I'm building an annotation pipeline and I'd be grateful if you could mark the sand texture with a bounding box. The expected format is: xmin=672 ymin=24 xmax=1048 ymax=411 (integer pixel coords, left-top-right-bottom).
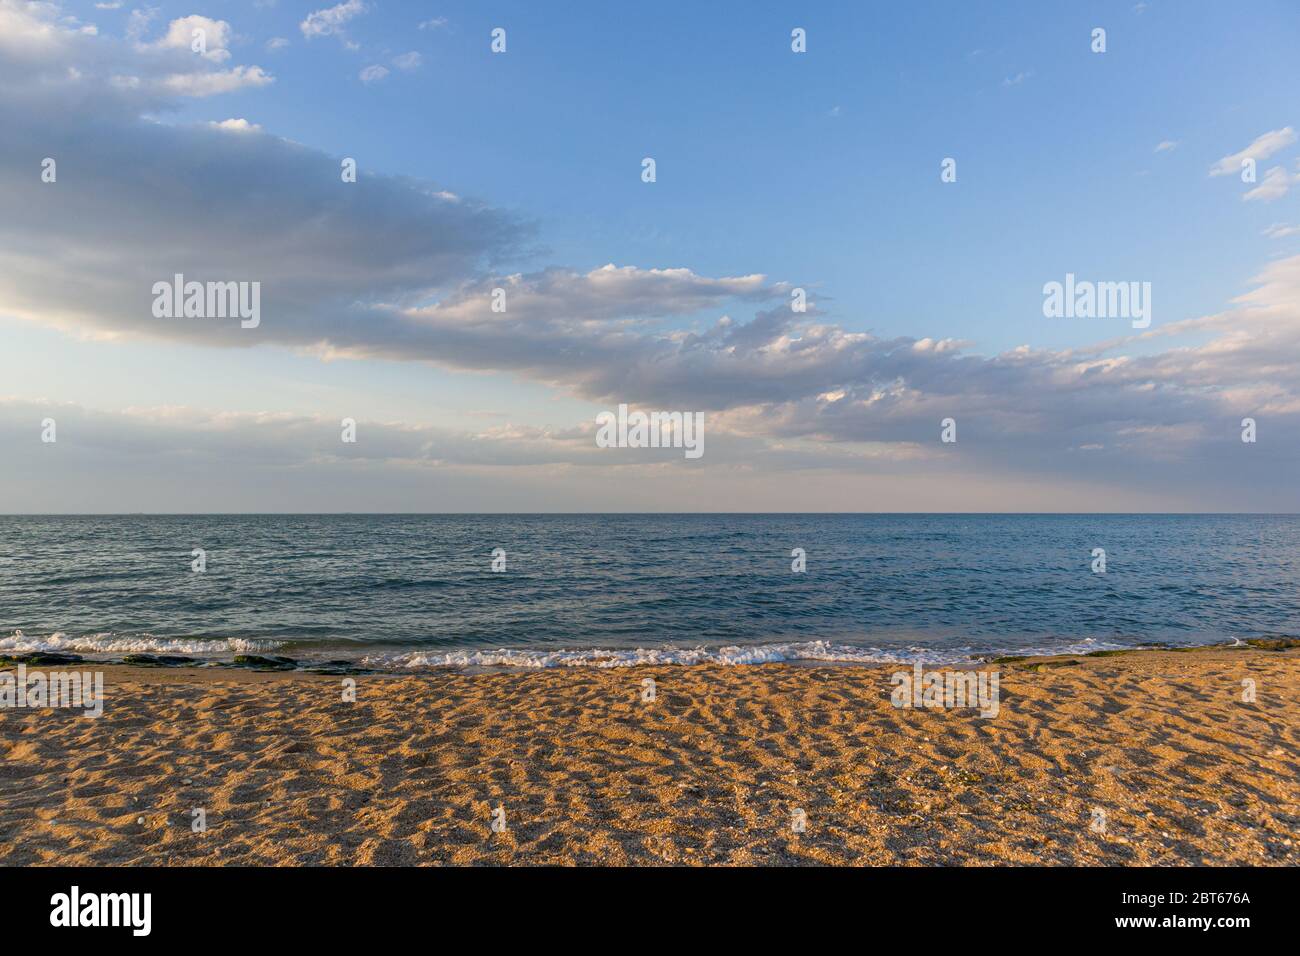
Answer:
xmin=2 ymin=648 xmax=1297 ymax=865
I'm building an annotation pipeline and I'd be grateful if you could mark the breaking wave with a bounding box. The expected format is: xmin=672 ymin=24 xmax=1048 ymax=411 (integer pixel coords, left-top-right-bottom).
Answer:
xmin=1 ymin=630 xmax=282 ymax=656
xmin=362 ymin=636 xmax=1135 ymax=670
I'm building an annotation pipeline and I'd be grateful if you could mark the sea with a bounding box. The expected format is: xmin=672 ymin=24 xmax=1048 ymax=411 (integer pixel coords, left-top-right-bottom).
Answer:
xmin=1 ymin=514 xmax=1297 ymax=669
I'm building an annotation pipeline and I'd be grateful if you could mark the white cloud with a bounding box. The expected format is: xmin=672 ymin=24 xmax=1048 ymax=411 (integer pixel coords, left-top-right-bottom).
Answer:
xmin=1208 ymin=127 xmax=1297 ymax=176
xmin=124 ymin=6 xmax=158 ymax=42
xmin=1154 ymin=140 xmax=1179 ymax=153
xmin=300 ymin=0 xmax=365 ymax=39
xmin=0 ymin=2 xmax=272 ymax=101
xmin=162 ymin=65 xmax=273 ymax=96
xmin=418 ymin=17 xmax=447 ymax=31
xmin=392 ymin=50 xmax=421 ymax=71
xmin=359 ymin=63 xmax=388 ymax=83
xmin=1263 ymin=223 xmax=1300 ymax=239
xmin=209 ymin=117 xmax=262 ymax=133
xmin=266 ymin=37 xmax=289 ymax=51
xmin=142 ymin=15 xmax=233 ymax=62
xmin=1243 ymin=165 xmax=1294 ymax=202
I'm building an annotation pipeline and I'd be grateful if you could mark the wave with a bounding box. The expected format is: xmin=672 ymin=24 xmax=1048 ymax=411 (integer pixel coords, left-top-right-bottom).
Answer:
xmin=362 ymin=636 xmax=1135 ymax=670
xmin=1 ymin=630 xmax=1168 ymax=670
xmin=0 ymin=630 xmax=282 ymax=656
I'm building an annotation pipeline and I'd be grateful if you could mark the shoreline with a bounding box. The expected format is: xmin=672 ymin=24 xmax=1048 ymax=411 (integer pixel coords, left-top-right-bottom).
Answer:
xmin=3 ymin=636 xmax=1297 ymax=676
xmin=2 ymin=647 xmax=1297 ymax=865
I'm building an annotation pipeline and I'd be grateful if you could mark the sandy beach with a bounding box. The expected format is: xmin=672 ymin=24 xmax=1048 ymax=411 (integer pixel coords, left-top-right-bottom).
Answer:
xmin=2 ymin=647 xmax=1297 ymax=866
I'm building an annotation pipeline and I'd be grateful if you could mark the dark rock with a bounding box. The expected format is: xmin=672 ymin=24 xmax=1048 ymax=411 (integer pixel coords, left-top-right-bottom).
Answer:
xmin=0 ymin=652 xmax=85 ymax=666
xmin=229 ymin=654 xmax=298 ymax=671
xmin=1244 ymin=636 xmax=1300 ymax=651
xmin=121 ymin=654 xmax=199 ymax=667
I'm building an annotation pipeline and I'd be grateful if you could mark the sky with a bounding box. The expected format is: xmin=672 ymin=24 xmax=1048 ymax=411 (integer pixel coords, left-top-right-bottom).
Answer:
xmin=1 ymin=0 xmax=1299 ymax=512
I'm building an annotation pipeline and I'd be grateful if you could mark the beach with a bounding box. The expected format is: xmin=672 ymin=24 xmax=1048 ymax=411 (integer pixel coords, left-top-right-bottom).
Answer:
xmin=2 ymin=647 xmax=1296 ymax=866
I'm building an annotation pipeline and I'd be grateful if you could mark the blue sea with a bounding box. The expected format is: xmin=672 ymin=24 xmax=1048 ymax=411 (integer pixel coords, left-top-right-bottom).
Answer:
xmin=1 ymin=514 xmax=1297 ymax=668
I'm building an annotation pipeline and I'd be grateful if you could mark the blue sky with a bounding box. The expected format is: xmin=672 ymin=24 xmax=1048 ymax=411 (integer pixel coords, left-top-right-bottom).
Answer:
xmin=1 ymin=0 xmax=1299 ymax=511
xmin=152 ymin=0 xmax=1298 ymax=348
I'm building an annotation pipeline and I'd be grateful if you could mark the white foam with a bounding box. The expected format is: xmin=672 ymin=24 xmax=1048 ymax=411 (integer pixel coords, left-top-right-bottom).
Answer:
xmin=2 ymin=630 xmax=1144 ymax=669
xmin=362 ymin=636 xmax=1134 ymax=670
xmin=1 ymin=630 xmax=281 ymax=656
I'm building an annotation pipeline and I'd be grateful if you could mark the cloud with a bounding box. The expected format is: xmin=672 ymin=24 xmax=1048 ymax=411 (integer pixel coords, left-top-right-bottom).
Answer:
xmin=1 ymin=1 xmax=1298 ymax=511
xmin=125 ymin=7 xmax=158 ymax=42
xmin=1263 ymin=223 xmax=1300 ymax=239
xmin=418 ymin=17 xmax=447 ymax=31
xmin=1002 ymin=70 xmax=1032 ymax=87
xmin=266 ymin=37 xmax=289 ymax=51
xmin=1243 ymin=164 xmax=1295 ymax=202
xmin=142 ymin=14 xmax=232 ymax=62
xmin=0 ymin=1 xmax=272 ymax=101
xmin=1208 ymin=126 xmax=1297 ymax=176
xmin=162 ymin=64 xmax=273 ymax=96
xmin=209 ymin=117 xmax=262 ymax=133
xmin=300 ymin=0 xmax=365 ymax=39
xmin=1154 ymin=140 xmax=1179 ymax=153
xmin=0 ymin=397 xmax=1008 ymax=513
xmin=0 ymin=0 xmax=528 ymax=346
xmin=0 ymin=400 xmax=601 ymax=469
xmin=392 ymin=51 xmax=421 ymax=71
xmin=358 ymin=63 xmax=388 ymax=83
xmin=0 ymin=396 xmax=856 ymax=511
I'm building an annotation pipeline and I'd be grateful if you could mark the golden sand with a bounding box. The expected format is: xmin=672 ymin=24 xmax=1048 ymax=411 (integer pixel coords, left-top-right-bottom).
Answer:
xmin=2 ymin=649 xmax=1297 ymax=865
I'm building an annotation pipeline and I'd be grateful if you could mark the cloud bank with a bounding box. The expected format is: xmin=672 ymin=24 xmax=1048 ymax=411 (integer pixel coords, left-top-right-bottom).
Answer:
xmin=1 ymin=1 xmax=1297 ymax=511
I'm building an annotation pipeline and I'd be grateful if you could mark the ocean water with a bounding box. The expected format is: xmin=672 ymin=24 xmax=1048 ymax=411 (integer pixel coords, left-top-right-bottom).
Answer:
xmin=1 ymin=514 xmax=1297 ymax=669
